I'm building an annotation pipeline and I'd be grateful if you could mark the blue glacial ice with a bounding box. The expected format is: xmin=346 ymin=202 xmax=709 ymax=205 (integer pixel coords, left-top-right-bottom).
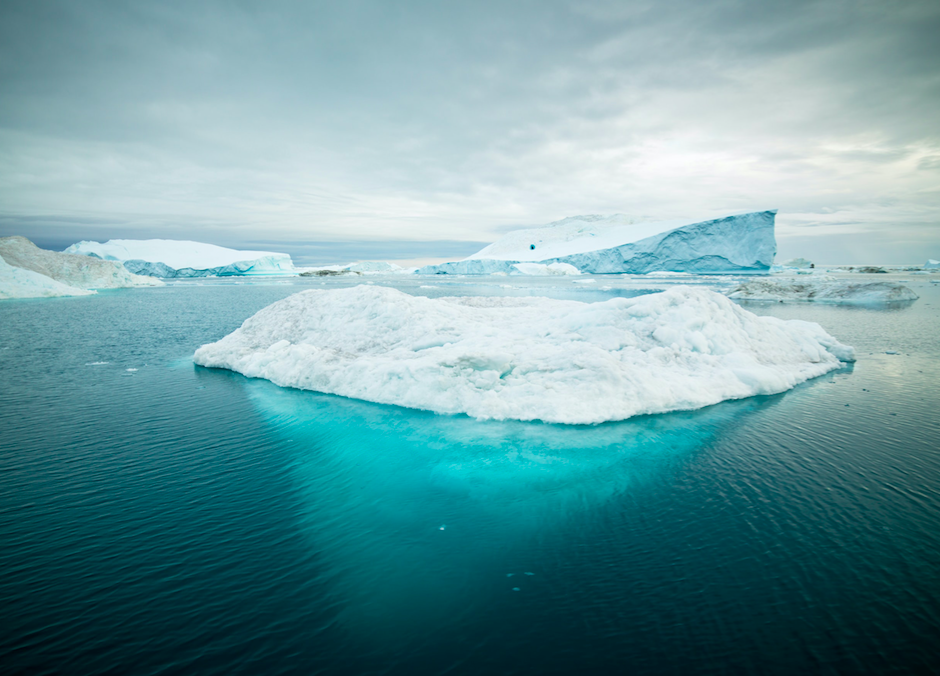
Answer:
xmin=417 ymin=211 xmax=777 ymax=275
xmin=65 ymin=238 xmax=295 ymax=278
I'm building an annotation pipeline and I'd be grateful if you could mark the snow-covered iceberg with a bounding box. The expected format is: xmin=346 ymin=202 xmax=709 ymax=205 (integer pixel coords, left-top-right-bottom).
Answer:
xmin=727 ymin=278 xmax=918 ymax=304
xmin=0 ymin=253 xmax=95 ymax=299
xmin=65 ymin=239 xmax=295 ymax=278
xmin=925 ymin=259 xmax=939 ymax=270
xmin=417 ymin=211 xmax=777 ymax=275
xmin=0 ymin=236 xmax=160 ymax=293
xmin=194 ymin=284 xmax=854 ymax=424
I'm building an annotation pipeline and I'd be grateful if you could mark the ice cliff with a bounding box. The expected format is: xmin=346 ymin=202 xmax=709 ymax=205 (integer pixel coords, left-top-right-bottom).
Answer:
xmin=194 ymin=284 xmax=854 ymax=424
xmin=0 ymin=236 xmax=161 ymax=299
xmin=65 ymin=239 xmax=295 ymax=278
xmin=727 ymin=278 xmax=919 ymax=304
xmin=417 ymin=211 xmax=777 ymax=275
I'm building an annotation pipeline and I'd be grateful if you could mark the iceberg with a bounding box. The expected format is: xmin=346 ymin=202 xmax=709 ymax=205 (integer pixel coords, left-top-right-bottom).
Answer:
xmin=925 ymin=259 xmax=939 ymax=269
xmin=417 ymin=211 xmax=777 ymax=275
xmin=0 ymin=253 xmax=95 ymax=299
xmin=64 ymin=239 xmax=295 ymax=278
xmin=193 ymin=284 xmax=854 ymax=424
xmin=0 ymin=236 xmax=161 ymax=292
xmin=727 ymin=278 xmax=918 ymax=304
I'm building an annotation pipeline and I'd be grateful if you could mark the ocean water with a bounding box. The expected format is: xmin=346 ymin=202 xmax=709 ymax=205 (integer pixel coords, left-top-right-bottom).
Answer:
xmin=1 ymin=277 xmax=939 ymax=675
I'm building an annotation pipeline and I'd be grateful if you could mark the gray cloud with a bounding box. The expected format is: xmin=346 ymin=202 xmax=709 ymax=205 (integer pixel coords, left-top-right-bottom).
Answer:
xmin=1 ymin=0 xmax=938 ymax=262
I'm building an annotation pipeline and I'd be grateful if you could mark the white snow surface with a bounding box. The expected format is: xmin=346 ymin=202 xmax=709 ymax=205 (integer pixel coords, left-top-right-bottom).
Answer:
xmin=65 ymin=239 xmax=293 ymax=272
xmin=0 ymin=253 xmax=95 ymax=299
xmin=727 ymin=278 xmax=918 ymax=304
xmin=469 ymin=214 xmax=685 ymax=262
xmin=193 ymin=285 xmax=855 ymax=424
xmin=0 ymin=236 xmax=161 ymax=290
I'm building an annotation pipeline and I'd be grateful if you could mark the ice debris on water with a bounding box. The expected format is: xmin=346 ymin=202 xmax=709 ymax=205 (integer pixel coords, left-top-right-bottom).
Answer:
xmin=512 ymin=587 xmax=520 ymax=592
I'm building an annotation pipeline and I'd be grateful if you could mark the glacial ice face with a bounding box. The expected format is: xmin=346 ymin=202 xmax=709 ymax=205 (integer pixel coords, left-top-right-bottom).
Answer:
xmin=0 ymin=252 xmax=95 ymax=299
xmin=193 ymin=284 xmax=854 ymax=424
xmin=727 ymin=278 xmax=919 ymax=304
xmin=65 ymin=239 xmax=295 ymax=278
xmin=417 ymin=211 xmax=777 ymax=275
xmin=0 ymin=236 xmax=161 ymax=290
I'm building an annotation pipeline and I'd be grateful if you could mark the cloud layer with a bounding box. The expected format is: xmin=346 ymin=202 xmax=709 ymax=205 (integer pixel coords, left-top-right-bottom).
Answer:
xmin=1 ymin=0 xmax=938 ymax=262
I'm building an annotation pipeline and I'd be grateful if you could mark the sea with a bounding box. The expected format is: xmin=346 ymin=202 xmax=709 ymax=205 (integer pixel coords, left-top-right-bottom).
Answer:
xmin=1 ymin=273 xmax=939 ymax=675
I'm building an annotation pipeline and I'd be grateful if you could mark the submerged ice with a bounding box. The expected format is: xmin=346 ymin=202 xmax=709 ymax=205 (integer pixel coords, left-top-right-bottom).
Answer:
xmin=194 ymin=285 xmax=854 ymax=424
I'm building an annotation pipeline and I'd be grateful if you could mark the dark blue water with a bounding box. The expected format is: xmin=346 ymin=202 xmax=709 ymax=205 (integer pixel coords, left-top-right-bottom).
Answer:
xmin=2 ymin=280 xmax=939 ymax=675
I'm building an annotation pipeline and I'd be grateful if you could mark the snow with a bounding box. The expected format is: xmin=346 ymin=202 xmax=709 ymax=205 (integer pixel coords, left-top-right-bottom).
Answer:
xmin=0 ymin=252 xmax=95 ymax=299
xmin=193 ymin=284 xmax=854 ymax=424
xmin=727 ymin=278 xmax=918 ymax=304
xmin=417 ymin=211 xmax=777 ymax=275
xmin=65 ymin=239 xmax=294 ymax=277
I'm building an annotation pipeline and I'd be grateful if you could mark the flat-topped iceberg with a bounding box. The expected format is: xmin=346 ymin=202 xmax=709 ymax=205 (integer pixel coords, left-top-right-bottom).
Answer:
xmin=727 ymin=278 xmax=918 ymax=304
xmin=0 ymin=236 xmax=161 ymax=298
xmin=194 ymin=285 xmax=854 ymax=424
xmin=417 ymin=211 xmax=777 ymax=275
xmin=65 ymin=239 xmax=295 ymax=278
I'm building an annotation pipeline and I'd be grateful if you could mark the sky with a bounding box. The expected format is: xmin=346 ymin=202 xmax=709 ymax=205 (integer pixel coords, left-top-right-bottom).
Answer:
xmin=0 ymin=0 xmax=938 ymax=265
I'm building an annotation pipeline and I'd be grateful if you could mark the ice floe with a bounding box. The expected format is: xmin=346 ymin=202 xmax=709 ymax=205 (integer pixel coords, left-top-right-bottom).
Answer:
xmin=727 ymin=278 xmax=918 ymax=304
xmin=194 ymin=284 xmax=854 ymax=424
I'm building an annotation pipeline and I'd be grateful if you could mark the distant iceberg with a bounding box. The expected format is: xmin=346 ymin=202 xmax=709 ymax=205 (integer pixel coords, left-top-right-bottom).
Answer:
xmin=925 ymin=259 xmax=939 ymax=270
xmin=0 ymin=236 xmax=160 ymax=299
xmin=65 ymin=239 xmax=295 ymax=278
xmin=0 ymin=253 xmax=95 ymax=299
xmin=417 ymin=211 xmax=777 ymax=275
xmin=194 ymin=285 xmax=854 ymax=424
xmin=727 ymin=278 xmax=918 ymax=304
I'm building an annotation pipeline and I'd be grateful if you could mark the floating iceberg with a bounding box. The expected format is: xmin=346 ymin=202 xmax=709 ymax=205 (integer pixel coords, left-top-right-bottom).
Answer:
xmin=727 ymin=278 xmax=918 ymax=304
xmin=925 ymin=259 xmax=939 ymax=270
xmin=417 ymin=211 xmax=777 ymax=275
xmin=0 ymin=236 xmax=160 ymax=297
xmin=0 ymin=253 xmax=95 ymax=299
xmin=65 ymin=239 xmax=295 ymax=278
xmin=780 ymin=257 xmax=813 ymax=269
xmin=194 ymin=285 xmax=854 ymax=424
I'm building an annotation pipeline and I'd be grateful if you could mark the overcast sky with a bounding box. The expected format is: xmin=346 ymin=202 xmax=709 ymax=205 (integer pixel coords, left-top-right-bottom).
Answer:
xmin=1 ymin=0 xmax=938 ymax=264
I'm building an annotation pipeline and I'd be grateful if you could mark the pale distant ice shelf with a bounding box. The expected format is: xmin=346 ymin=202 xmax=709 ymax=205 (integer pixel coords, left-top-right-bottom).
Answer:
xmin=0 ymin=236 xmax=161 ymax=299
xmin=417 ymin=211 xmax=777 ymax=275
xmin=728 ymin=278 xmax=918 ymax=304
xmin=65 ymin=239 xmax=295 ymax=278
xmin=194 ymin=285 xmax=855 ymax=424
